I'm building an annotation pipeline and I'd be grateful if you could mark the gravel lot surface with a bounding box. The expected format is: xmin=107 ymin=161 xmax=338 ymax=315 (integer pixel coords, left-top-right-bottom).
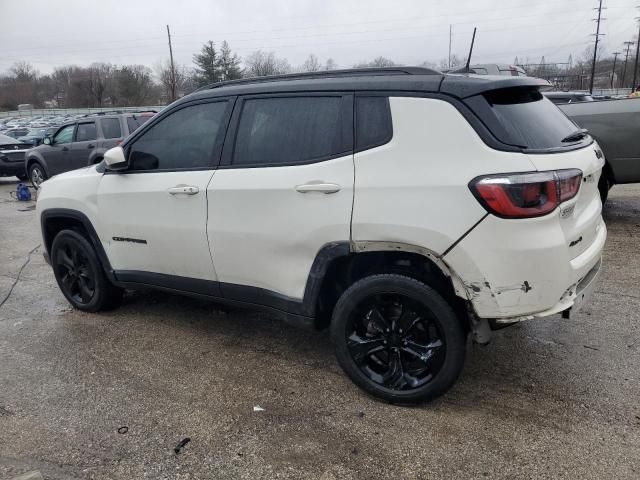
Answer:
xmin=0 ymin=178 xmax=638 ymax=479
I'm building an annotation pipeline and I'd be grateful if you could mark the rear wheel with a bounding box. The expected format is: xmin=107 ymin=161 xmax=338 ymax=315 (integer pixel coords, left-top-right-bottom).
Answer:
xmin=51 ymin=229 xmax=123 ymax=312
xmin=598 ymin=173 xmax=610 ymax=204
xmin=29 ymin=163 xmax=47 ymax=189
xmin=330 ymin=274 xmax=466 ymax=404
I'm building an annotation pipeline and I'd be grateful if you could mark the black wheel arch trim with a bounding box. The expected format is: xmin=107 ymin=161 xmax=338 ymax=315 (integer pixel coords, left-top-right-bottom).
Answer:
xmin=40 ymin=208 xmax=116 ymax=283
xmin=26 ymin=153 xmax=48 ymax=174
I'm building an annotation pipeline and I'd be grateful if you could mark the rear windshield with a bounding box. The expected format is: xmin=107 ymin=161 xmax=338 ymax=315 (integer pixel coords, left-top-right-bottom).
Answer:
xmin=469 ymin=87 xmax=587 ymax=150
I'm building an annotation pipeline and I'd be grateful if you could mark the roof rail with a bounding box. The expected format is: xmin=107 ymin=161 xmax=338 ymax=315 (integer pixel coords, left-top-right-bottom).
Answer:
xmin=195 ymin=66 xmax=441 ymax=92
xmin=79 ymin=109 xmax=158 ymax=118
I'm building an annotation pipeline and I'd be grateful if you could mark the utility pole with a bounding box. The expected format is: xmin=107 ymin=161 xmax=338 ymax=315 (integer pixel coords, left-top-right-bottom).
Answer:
xmin=611 ymin=51 xmax=621 ymax=88
xmin=166 ymin=24 xmax=177 ymax=102
xmin=448 ymin=24 xmax=452 ymax=69
xmin=632 ymin=18 xmax=640 ymax=91
xmin=622 ymin=41 xmax=634 ymax=89
xmin=589 ymin=0 xmax=604 ymax=94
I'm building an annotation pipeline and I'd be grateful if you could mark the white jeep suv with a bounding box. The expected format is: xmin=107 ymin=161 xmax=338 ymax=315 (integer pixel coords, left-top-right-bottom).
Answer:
xmin=36 ymin=68 xmax=606 ymax=403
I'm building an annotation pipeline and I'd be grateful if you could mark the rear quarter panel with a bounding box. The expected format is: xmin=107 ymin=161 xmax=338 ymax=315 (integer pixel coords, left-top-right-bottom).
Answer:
xmin=352 ymin=96 xmax=538 ymax=255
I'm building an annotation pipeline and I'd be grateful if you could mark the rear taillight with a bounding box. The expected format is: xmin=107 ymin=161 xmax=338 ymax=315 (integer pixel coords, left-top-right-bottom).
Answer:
xmin=469 ymin=169 xmax=582 ymax=219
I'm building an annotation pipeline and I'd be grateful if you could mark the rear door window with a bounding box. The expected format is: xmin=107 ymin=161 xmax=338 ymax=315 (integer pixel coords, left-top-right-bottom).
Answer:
xmin=101 ymin=118 xmax=122 ymax=139
xmin=468 ymin=87 xmax=587 ymax=150
xmin=232 ymin=96 xmax=348 ymax=167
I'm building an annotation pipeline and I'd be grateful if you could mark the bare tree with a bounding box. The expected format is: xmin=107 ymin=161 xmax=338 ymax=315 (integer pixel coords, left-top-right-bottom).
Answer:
xmin=156 ymin=59 xmax=188 ymax=102
xmin=438 ymin=54 xmax=463 ymax=70
xmin=354 ymin=56 xmax=396 ymax=68
xmin=244 ymin=50 xmax=290 ymax=77
xmin=88 ymin=63 xmax=114 ymax=107
xmin=302 ymin=54 xmax=321 ymax=72
xmin=324 ymin=58 xmax=338 ymax=70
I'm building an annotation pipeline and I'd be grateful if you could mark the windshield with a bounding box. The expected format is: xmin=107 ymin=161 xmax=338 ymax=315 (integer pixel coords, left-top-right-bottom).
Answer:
xmin=474 ymin=87 xmax=588 ymax=150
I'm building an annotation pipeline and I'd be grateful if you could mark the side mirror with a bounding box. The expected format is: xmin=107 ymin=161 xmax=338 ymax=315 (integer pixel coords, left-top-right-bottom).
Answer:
xmin=103 ymin=146 xmax=128 ymax=171
xmin=43 ymin=136 xmax=51 ymax=145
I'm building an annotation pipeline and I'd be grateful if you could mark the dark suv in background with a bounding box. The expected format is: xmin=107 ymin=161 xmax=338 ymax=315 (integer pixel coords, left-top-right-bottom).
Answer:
xmin=25 ymin=111 xmax=155 ymax=188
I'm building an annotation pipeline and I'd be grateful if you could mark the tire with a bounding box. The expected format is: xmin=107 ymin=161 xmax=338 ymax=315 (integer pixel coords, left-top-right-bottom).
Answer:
xmin=51 ymin=229 xmax=123 ymax=312
xmin=28 ymin=163 xmax=47 ymax=189
xmin=330 ymin=274 xmax=466 ymax=404
xmin=598 ymin=172 xmax=612 ymax=205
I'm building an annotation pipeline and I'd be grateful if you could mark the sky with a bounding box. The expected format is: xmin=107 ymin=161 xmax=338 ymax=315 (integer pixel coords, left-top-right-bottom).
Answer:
xmin=1 ymin=0 xmax=639 ymax=75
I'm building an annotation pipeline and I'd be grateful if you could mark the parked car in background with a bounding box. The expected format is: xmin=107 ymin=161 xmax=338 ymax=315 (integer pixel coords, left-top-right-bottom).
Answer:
xmin=25 ymin=111 xmax=155 ymax=188
xmin=449 ymin=63 xmax=527 ymax=76
xmin=36 ymin=68 xmax=605 ymax=403
xmin=17 ymin=127 xmax=58 ymax=146
xmin=544 ymin=91 xmax=595 ymax=104
xmin=0 ymin=133 xmax=31 ymax=180
xmin=4 ymin=127 xmax=30 ymax=138
xmin=559 ymin=97 xmax=640 ymax=202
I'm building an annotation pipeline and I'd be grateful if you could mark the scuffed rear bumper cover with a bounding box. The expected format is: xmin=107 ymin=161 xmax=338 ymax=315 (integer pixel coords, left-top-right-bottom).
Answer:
xmin=444 ymin=215 xmax=606 ymax=321
xmin=492 ymin=257 xmax=602 ymax=323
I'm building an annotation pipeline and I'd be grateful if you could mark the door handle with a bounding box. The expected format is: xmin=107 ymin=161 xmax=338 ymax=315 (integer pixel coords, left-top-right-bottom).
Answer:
xmin=62 ymin=146 xmax=68 ymax=151
xmin=295 ymin=183 xmax=341 ymax=194
xmin=88 ymin=144 xmax=95 ymax=149
xmin=168 ymin=185 xmax=199 ymax=195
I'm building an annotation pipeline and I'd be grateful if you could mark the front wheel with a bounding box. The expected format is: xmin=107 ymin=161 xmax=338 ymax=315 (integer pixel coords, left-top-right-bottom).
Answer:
xmin=330 ymin=274 xmax=466 ymax=404
xmin=28 ymin=163 xmax=47 ymax=189
xmin=51 ymin=229 xmax=123 ymax=312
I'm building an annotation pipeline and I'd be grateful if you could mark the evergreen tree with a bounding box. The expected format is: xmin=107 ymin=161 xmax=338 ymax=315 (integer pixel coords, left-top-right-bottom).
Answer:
xmin=218 ymin=41 xmax=242 ymax=81
xmin=193 ymin=41 xmax=220 ymax=86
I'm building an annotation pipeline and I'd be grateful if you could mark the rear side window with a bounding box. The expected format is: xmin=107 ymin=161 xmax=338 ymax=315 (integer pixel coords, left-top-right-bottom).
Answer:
xmin=127 ymin=115 xmax=152 ymax=134
xmin=356 ymin=96 xmax=392 ymax=151
xmin=76 ymin=123 xmax=97 ymax=142
xmin=101 ymin=118 xmax=122 ymax=139
xmin=128 ymin=101 xmax=227 ymax=171
xmin=233 ymin=96 xmax=346 ymax=166
xmin=469 ymin=87 xmax=585 ymax=150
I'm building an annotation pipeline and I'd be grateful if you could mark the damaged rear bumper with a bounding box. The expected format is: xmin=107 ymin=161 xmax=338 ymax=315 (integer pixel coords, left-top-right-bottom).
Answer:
xmin=443 ymin=215 xmax=606 ymax=321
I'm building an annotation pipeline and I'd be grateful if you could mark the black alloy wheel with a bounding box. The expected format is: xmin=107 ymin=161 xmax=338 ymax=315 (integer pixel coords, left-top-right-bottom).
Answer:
xmin=51 ymin=230 xmax=122 ymax=312
xmin=331 ymin=274 xmax=466 ymax=404
xmin=54 ymin=237 xmax=96 ymax=305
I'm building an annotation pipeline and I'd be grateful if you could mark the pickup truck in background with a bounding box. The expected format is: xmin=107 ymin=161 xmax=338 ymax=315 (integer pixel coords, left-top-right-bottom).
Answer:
xmin=559 ymin=98 xmax=640 ymax=202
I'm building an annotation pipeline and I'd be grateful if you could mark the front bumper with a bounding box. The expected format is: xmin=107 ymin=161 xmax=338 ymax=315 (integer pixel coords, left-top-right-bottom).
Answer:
xmin=0 ymin=159 xmax=26 ymax=176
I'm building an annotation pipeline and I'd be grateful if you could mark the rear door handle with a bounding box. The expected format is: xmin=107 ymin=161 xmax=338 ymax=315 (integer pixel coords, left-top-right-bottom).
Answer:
xmin=168 ymin=185 xmax=199 ymax=195
xmin=88 ymin=144 xmax=95 ymax=149
xmin=295 ymin=183 xmax=341 ymax=194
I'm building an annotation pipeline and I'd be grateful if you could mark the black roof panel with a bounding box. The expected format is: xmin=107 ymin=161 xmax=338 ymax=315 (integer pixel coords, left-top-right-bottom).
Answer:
xmin=177 ymin=69 xmax=551 ymax=105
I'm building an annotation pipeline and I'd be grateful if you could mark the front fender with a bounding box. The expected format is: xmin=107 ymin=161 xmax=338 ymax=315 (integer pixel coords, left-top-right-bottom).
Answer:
xmin=25 ymin=150 xmax=48 ymax=173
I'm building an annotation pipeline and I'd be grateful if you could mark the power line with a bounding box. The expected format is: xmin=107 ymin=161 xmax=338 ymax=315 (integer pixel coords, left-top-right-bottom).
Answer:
xmin=167 ymin=25 xmax=177 ymax=102
xmin=612 ymin=50 xmax=621 ymax=87
xmin=632 ymin=14 xmax=640 ymax=90
xmin=622 ymin=40 xmax=634 ymax=87
xmin=589 ymin=0 xmax=605 ymax=93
